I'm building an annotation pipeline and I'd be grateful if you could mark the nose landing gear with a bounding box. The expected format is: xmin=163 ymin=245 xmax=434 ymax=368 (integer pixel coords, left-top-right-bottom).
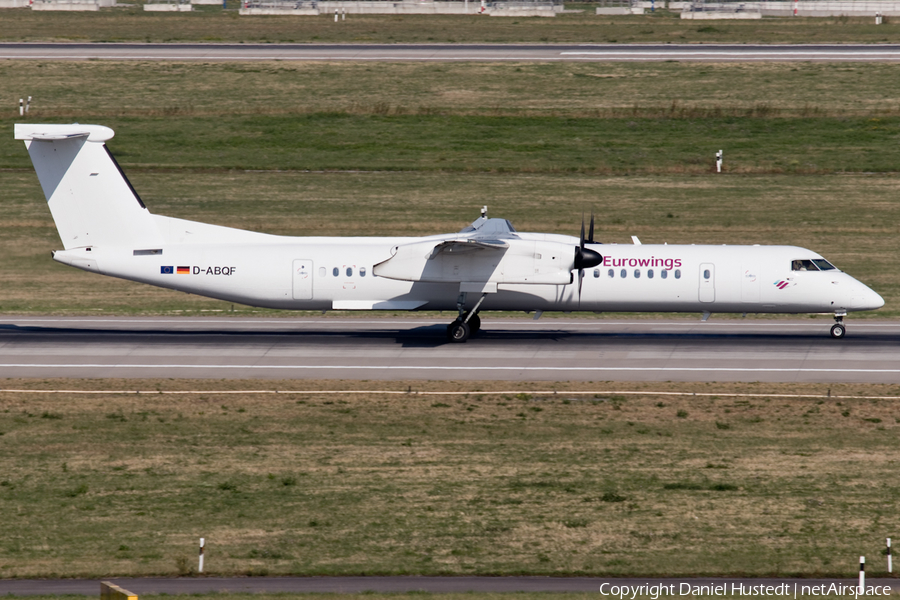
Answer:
xmin=830 ymin=310 xmax=847 ymax=339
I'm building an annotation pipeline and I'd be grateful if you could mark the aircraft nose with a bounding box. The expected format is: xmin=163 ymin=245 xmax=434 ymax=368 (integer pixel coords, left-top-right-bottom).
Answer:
xmin=851 ymin=284 xmax=884 ymax=311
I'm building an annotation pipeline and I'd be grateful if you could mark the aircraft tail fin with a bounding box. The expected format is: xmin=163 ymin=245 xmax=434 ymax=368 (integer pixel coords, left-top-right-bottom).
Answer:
xmin=15 ymin=124 xmax=161 ymax=250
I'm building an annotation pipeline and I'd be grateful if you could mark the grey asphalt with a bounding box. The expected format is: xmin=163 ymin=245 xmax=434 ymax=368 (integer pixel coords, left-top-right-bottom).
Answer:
xmin=0 ymin=576 xmax=897 ymax=595
xmin=4 ymin=42 xmax=900 ymax=62
xmin=2 ymin=316 xmax=900 ymax=382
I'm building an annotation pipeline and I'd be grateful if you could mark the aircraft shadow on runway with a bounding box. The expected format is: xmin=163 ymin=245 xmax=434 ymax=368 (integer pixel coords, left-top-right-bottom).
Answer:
xmin=2 ymin=323 xmax=898 ymax=350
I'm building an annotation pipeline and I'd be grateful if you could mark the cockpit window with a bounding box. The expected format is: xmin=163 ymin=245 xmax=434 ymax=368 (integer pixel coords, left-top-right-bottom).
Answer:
xmin=791 ymin=259 xmax=820 ymax=272
xmin=811 ymin=259 xmax=838 ymax=271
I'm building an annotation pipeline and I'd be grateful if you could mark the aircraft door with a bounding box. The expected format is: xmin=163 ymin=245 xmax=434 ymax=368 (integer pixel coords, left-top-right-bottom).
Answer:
xmin=741 ymin=264 xmax=760 ymax=302
xmin=292 ymin=259 xmax=313 ymax=300
xmin=699 ymin=263 xmax=715 ymax=303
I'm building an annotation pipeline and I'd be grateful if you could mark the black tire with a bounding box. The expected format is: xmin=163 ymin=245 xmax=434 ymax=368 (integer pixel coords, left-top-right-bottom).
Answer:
xmin=830 ymin=323 xmax=846 ymax=339
xmin=468 ymin=313 xmax=481 ymax=334
xmin=447 ymin=321 xmax=470 ymax=343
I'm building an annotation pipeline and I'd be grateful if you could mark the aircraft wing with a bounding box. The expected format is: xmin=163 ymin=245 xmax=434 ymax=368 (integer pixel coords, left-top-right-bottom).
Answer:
xmin=374 ymin=235 xmax=575 ymax=286
xmin=429 ymin=238 xmax=509 ymax=256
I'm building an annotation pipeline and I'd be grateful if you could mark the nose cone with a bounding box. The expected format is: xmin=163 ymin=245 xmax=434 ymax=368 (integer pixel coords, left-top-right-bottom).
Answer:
xmin=851 ymin=283 xmax=884 ymax=311
xmin=575 ymin=247 xmax=603 ymax=270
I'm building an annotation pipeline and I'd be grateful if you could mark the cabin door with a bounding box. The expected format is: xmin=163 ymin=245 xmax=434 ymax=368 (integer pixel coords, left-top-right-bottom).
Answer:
xmin=292 ymin=259 xmax=314 ymax=300
xmin=741 ymin=264 xmax=760 ymax=303
xmin=699 ymin=263 xmax=715 ymax=303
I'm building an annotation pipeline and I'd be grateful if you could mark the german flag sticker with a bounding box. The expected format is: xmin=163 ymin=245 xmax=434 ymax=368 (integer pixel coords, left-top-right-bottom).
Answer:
xmin=177 ymin=266 xmax=191 ymax=274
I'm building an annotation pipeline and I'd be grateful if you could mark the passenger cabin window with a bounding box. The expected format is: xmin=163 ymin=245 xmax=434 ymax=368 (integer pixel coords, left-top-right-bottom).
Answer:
xmin=346 ymin=267 xmax=353 ymax=277
xmin=593 ymin=269 xmax=600 ymax=278
xmin=674 ymin=269 xmax=681 ymax=279
xmin=620 ymin=269 xmax=627 ymax=278
xmin=333 ymin=267 xmax=339 ymax=277
xmin=634 ymin=269 xmax=641 ymax=279
xmin=648 ymin=269 xmax=654 ymax=279
xmin=608 ymin=269 xmax=615 ymax=278
xmin=360 ymin=267 xmax=367 ymax=277
xmin=661 ymin=270 xmax=668 ymax=279
xmin=792 ymin=259 xmax=820 ymax=272
xmin=703 ymin=269 xmax=711 ymax=279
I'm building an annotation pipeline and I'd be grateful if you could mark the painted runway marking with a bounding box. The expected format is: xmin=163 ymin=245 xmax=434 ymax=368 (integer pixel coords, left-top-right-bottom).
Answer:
xmin=3 ymin=364 xmax=900 ymax=374
xmin=5 ymin=317 xmax=900 ymax=328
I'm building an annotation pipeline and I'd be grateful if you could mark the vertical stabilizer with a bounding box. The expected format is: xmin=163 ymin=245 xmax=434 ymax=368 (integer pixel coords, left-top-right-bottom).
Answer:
xmin=15 ymin=124 xmax=161 ymax=250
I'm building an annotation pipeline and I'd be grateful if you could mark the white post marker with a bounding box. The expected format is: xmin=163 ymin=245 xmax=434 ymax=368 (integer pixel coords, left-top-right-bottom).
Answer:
xmin=888 ymin=538 xmax=892 ymax=574
xmin=876 ymin=12 xmax=883 ymax=24
xmin=19 ymin=99 xmax=23 ymax=116
xmin=334 ymin=8 xmax=338 ymax=21
xmin=341 ymin=7 xmax=345 ymax=19
xmin=26 ymin=96 xmax=31 ymax=114
xmin=199 ymin=538 xmax=205 ymax=573
xmin=716 ymin=150 xmax=723 ymax=173
xmin=859 ymin=555 xmax=865 ymax=594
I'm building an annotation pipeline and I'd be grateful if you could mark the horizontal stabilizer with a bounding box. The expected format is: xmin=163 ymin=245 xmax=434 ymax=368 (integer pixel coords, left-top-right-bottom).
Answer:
xmin=15 ymin=124 xmax=114 ymax=142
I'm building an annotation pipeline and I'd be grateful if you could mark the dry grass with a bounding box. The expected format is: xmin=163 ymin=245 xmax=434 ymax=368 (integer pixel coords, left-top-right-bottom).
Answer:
xmin=2 ymin=61 xmax=899 ymax=315
xmin=2 ymin=170 xmax=898 ymax=315
xmin=0 ymin=5 xmax=899 ymax=44
xmin=8 ymin=596 xmax=810 ymax=600
xmin=0 ymin=378 xmax=898 ymax=577
xmin=4 ymin=61 xmax=900 ymax=120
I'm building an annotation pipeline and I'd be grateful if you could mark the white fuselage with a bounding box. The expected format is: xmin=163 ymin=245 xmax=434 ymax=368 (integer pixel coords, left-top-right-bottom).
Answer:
xmin=52 ymin=223 xmax=884 ymax=316
xmin=15 ymin=123 xmax=884 ymax=326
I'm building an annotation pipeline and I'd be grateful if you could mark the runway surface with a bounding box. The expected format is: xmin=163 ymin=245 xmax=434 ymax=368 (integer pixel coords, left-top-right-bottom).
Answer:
xmin=4 ymin=42 xmax=900 ymax=62
xmin=0 ymin=576 xmax=897 ymax=595
xmin=2 ymin=316 xmax=900 ymax=382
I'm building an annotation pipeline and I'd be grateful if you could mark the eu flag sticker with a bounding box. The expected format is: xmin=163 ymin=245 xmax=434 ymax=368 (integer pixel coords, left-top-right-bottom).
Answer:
xmin=160 ymin=266 xmax=174 ymax=274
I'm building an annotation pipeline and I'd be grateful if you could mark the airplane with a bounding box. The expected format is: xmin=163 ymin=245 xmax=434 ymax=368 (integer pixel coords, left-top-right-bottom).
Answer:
xmin=15 ymin=123 xmax=884 ymax=343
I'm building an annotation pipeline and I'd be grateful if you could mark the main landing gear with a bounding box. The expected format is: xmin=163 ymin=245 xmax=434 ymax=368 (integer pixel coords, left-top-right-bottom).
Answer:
xmin=830 ymin=310 xmax=847 ymax=339
xmin=447 ymin=292 xmax=486 ymax=343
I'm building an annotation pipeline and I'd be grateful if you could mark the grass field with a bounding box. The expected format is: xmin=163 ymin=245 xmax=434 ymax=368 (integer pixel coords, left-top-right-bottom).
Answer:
xmin=1 ymin=55 xmax=900 ymax=585
xmin=0 ymin=596 xmax=819 ymax=600
xmin=0 ymin=379 xmax=898 ymax=577
xmin=0 ymin=4 xmax=899 ymax=44
xmin=2 ymin=61 xmax=899 ymax=316
xmin=15 ymin=595 xmax=880 ymax=600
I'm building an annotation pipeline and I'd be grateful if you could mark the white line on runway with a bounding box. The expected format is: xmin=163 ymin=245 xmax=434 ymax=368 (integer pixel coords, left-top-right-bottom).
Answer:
xmin=3 ymin=55 xmax=898 ymax=62
xmin=3 ymin=389 xmax=900 ymax=400
xmin=561 ymin=51 xmax=900 ymax=56
xmin=4 ymin=363 xmax=900 ymax=373
xmin=6 ymin=318 xmax=900 ymax=328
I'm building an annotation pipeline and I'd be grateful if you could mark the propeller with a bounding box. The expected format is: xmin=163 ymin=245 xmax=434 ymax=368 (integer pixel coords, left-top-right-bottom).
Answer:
xmin=574 ymin=213 xmax=603 ymax=299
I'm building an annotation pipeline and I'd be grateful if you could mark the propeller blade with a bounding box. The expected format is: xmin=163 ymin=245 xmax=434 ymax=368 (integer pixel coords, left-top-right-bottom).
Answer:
xmin=580 ymin=216 xmax=585 ymax=252
xmin=588 ymin=211 xmax=595 ymax=244
xmin=578 ymin=267 xmax=584 ymax=299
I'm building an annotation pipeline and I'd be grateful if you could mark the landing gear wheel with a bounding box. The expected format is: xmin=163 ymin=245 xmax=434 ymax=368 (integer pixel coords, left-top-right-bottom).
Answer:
xmin=467 ymin=313 xmax=481 ymax=335
xmin=830 ymin=323 xmax=846 ymax=339
xmin=447 ymin=321 xmax=471 ymax=343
